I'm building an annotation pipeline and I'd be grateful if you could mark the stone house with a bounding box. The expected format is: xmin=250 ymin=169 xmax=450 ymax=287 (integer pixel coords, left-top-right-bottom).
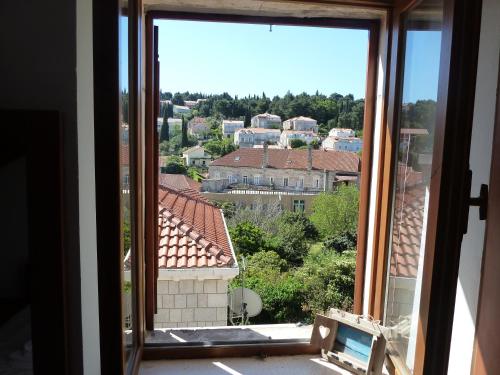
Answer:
xmin=222 ymin=120 xmax=244 ymax=138
xmin=182 ymin=146 xmax=212 ymax=167
xmin=188 ymin=117 xmax=210 ymax=139
xmin=282 ymin=116 xmax=318 ymax=132
xmin=329 ymin=127 xmax=356 ymax=138
xmin=322 ymin=136 xmax=363 ymax=152
xmin=234 ymin=128 xmax=281 ymax=148
xmin=250 ymin=113 xmax=282 ymax=129
xmin=279 ymin=130 xmax=319 ymax=148
xmin=154 ymin=177 xmax=239 ymax=328
xmin=205 ymin=145 xmax=360 ymax=193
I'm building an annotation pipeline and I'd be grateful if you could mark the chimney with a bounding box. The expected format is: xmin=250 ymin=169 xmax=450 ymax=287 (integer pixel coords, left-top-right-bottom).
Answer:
xmin=307 ymin=145 xmax=313 ymax=171
xmin=262 ymin=142 xmax=269 ymax=169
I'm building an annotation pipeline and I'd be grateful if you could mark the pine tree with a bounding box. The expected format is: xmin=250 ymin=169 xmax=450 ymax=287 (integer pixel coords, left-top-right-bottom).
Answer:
xmin=160 ymin=105 xmax=169 ymax=142
xmin=181 ymin=115 xmax=188 ymax=147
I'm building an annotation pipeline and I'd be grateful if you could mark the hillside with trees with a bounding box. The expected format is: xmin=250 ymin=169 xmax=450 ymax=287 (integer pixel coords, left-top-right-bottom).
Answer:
xmin=161 ymin=90 xmax=366 ymax=135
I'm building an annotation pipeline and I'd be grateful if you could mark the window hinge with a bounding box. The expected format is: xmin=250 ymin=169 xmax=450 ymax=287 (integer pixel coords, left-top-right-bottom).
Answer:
xmin=470 ymin=183 xmax=489 ymax=221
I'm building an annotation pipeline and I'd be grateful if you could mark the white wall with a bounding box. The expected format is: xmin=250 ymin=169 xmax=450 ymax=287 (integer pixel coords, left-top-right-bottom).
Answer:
xmin=447 ymin=0 xmax=500 ymax=373
xmin=77 ymin=0 xmax=101 ymax=373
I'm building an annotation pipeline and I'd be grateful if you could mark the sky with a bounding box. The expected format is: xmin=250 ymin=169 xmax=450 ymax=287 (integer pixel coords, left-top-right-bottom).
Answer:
xmin=154 ymin=20 xmax=369 ymax=99
xmin=120 ymin=18 xmax=443 ymax=102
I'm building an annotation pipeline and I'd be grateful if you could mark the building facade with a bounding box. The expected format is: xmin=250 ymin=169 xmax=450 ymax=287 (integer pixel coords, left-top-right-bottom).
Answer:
xmin=329 ymin=128 xmax=356 ymax=137
xmin=182 ymin=146 xmax=212 ymax=167
xmin=234 ymin=128 xmax=281 ymax=148
xmin=205 ymin=146 xmax=359 ymax=193
xmin=188 ymin=117 xmax=210 ymax=139
xmin=250 ymin=113 xmax=282 ymax=128
xmin=222 ymin=120 xmax=244 ymax=138
xmin=279 ymin=130 xmax=319 ymax=148
xmin=282 ymin=116 xmax=318 ymax=132
xmin=322 ymin=136 xmax=363 ymax=152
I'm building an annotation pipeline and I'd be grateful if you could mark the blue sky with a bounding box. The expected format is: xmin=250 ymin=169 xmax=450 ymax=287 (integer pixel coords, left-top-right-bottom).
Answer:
xmin=120 ymin=18 xmax=442 ymax=102
xmin=154 ymin=20 xmax=369 ymax=99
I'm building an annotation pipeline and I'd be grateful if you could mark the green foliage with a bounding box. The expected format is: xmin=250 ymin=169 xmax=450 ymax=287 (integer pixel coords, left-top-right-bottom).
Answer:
xmin=310 ymin=185 xmax=360 ymax=239
xmin=295 ymin=250 xmax=356 ymax=315
xmin=279 ymin=211 xmax=318 ymax=241
xmin=160 ymin=108 xmax=169 ymax=142
xmin=187 ymin=167 xmax=204 ymax=182
xmin=322 ymin=231 xmax=357 ymax=253
xmin=172 ymin=92 xmax=185 ymax=106
xmin=166 ymin=91 xmax=365 ymax=131
xmin=310 ymin=139 xmax=320 ymax=149
xmin=229 ymin=222 xmax=270 ymax=256
xmin=161 ymin=155 xmax=187 ymax=174
xmin=181 ymin=116 xmax=188 ymax=147
xmin=203 ymin=138 xmax=236 ymax=157
xmin=159 ymin=140 xmax=170 ymax=156
xmin=289 ymin=139 xmax=307 ymax=149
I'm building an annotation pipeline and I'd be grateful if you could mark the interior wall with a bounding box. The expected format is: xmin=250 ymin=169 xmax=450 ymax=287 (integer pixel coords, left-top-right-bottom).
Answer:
xmin=447 ymin=0 xmax=500 ymax=372
xmin=77 ymin=0 xmax=101 ymax=373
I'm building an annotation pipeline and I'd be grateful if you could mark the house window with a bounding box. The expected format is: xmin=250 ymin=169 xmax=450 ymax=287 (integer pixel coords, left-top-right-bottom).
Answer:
xmin=202 ymin=160 xmax=206 ymax=166
xmin=254 ymin=175 xmax=260 ymax=185
xmin=270 ymin=176 xmax=274 ymax=185
xmin=243 ymin=175 xmax=248 ymax=184
xmin=283 ymin=177 xmax=288 ymax=187
xmin=191 ymin=160 xmax=195 ymax=165
xmin=299 ymin=178 xmax=304 ymax=188
xmin=293 ymin=200 xmax=305 ymax=212
xmin=124 ymin=174 xmax=130 ymax=186
xmin=316 ymin=179 xmax=319 ymax=188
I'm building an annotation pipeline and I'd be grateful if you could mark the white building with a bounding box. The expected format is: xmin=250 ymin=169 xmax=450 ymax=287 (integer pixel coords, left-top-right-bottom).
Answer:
xmin=173 ymin=105 xmax=191 ymax=115
xmin=234 ymin=128 xmax=281 ymax=148
xmin=250 ymin=113 xmax=282 ymax=129
xmin=329 ymin=128 xmax=356 ymax=138
xmin=188 ymin=117 xmax=210 ymax=139
xmin=279 ymin=130 xmax=319 ymax=148
xmin=222 ymin=120 xmax=244 ymax=138
xmin=182 ymin=146 xmax=212 ymax=167
xmin=322 ymin=136 xmax=363 ymax=152
xmin=282 ymin=116 xmax=318 ymax=132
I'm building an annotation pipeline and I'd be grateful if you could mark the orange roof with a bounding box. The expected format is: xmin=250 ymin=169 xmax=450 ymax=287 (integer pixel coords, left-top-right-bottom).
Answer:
xmin=159 ymin=173 xmax=201 ymax=192
xmin=389 ymin=184 xmax=426 ymax=278
xmin=211 ymin=148 xmax=359 ymax=173
xmin=158 ymin=185 xmax=234 ymax=269
xmin=120 ymin=143 xmax=129 ymax=167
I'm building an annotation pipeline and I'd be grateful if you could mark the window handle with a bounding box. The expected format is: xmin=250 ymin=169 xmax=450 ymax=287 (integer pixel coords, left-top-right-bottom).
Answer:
xmin=470 ymin=183 xmax=489 ymax=221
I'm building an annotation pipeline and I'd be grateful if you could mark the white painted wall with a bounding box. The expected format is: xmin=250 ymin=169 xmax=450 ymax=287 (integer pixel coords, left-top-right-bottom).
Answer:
xmin=77 ymin=0 xmax=101 ymax=373
xmin=447 ymin=0 xmax=500 ymax=373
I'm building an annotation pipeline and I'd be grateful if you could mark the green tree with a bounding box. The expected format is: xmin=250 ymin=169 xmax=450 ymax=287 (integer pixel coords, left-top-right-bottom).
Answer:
xmin=229 ymin=222 xmax=270 ymax=256
xmin=322 ymin=231 xmax=357 ymax=253
xmin=160 ymin=107 xmax=169 ymax=142
xmin=181 ymin=116 xmax=188 ymax=147
xmin=172 ymin=92 xmax=185 ymax=106
xmin=159 ymin=140 xmax=170 ymax=156
xmin=310 ymin=185 xmax=360 ymax=239
xmin=289 ymin=139 xmax=307 ymax=149
xmin=161 ymin=155 xmax=187 ymax=174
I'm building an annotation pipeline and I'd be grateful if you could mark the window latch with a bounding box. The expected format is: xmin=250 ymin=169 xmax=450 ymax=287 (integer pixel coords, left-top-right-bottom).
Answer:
xmin=470 ymin=183 xmax=489 ymax=221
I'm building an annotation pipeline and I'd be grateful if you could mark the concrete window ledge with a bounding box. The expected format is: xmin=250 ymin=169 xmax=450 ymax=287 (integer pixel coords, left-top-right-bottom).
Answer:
xmin=140 ymin=354 xmax=356 ymax=375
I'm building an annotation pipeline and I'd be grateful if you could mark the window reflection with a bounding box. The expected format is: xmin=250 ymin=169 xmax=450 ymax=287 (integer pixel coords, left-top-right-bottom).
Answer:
xmin=384 ymin=1 xmax=443 ymax=372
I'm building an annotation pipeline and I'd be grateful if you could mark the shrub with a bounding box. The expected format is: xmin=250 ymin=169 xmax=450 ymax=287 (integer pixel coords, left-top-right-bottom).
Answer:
xmin=322 ymin=231 xmax=357 ymax=253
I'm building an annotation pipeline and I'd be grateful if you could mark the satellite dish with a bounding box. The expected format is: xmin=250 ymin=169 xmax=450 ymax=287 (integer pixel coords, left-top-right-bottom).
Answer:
xmin=228 ymin=287 xmax=262 ymax=325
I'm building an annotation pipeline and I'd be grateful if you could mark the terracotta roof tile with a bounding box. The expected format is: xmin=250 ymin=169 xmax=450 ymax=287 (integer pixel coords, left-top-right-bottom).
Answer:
xmin=211 ymin=148 xmax=359 ymax=173
xmin=157 ymin=185 xmax=234 ymax=269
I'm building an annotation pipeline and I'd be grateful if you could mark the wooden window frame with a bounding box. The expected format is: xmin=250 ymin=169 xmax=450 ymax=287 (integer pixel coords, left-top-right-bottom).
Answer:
xmin=143 ymin=10 xmax=381 ymax=357
xmin=368 ymin=0 xmax=483 ymax=374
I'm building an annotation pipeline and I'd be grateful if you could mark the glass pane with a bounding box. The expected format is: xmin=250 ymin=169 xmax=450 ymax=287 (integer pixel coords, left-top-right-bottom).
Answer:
xmin=119 ymin=0 xmax=134 ymax=364
xmin=383 ymin=1 xmax=443 ymax=372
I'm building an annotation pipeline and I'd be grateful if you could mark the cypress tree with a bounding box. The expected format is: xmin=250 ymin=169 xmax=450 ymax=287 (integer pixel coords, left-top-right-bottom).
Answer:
xmin=160 ymin=105 xmax=169 ymax=142
xmin=181 ymin=115 xmax=188 ymax=147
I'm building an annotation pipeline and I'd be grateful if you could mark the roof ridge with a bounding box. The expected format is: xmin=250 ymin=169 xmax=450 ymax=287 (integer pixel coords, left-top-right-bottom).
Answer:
xmin=159 ymin=184 xmax=213 ymax=207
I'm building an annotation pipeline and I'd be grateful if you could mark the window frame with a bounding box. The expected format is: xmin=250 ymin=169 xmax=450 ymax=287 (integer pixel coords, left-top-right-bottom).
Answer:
xmin=142 ymin=9 xmax=381 ymax=357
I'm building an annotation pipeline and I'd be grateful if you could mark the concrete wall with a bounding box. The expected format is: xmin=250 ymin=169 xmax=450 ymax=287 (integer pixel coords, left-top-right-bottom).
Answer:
xmin=155 ymin=280 xmax=229 ymax=328
xmin=447 ymin=0 xmax=500 ymax=373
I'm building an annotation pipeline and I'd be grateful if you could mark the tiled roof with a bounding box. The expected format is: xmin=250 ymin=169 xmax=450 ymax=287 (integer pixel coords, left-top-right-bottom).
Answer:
xmin=158 ymin=185 xmax=234 ymax=269
xmin=252 ymin=113 xmax=281 ymax=120
xmin=121 ymin=143 xmax=129 ymax=167
xmin=211 ymin=148 xmax=359 ymax=173
xmin=159 ymin=173 xmax=202 ymax=193
xmin=285 ymin=116 xmax=316 ymax=122
xmin=389 ymin=184 xmax=426 ymax=278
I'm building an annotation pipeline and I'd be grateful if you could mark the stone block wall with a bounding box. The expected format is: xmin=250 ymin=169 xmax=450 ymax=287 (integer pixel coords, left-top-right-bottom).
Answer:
xmin=154 ymin=279 xmax=229 ymax=328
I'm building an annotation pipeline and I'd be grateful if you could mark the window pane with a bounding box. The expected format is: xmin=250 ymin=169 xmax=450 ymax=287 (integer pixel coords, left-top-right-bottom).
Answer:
xmin=383 ymin=1 xmax=443 ymax=372
xmin=119 ymin=0 xmax=134 ymax=363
